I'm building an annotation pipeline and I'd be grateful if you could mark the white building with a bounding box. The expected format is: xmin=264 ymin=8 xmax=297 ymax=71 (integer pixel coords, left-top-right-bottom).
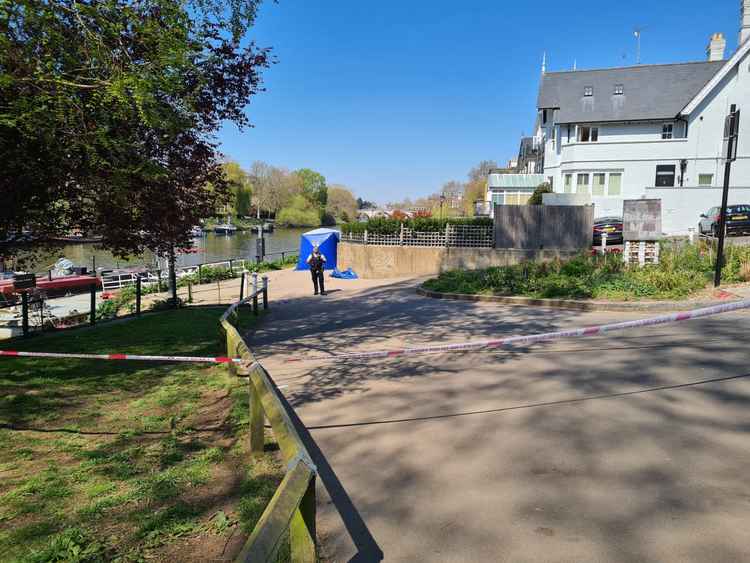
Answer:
xmin=534 ymin=2 xmax=750 ymax=234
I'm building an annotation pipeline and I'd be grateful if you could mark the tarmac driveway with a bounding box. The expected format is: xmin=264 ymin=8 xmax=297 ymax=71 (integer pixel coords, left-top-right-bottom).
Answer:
xmin=251 ymin=273 xmax=750 ymax=563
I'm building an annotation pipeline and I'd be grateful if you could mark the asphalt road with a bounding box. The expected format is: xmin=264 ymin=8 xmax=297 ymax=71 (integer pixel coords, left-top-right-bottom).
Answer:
xmin=251 ymin=275 xmax=750 ymax=563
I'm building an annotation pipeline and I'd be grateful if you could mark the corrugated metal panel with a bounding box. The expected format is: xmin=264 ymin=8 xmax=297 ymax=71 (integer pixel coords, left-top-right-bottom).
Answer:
xmin=488 ymin=174 xmax=546 ymax=189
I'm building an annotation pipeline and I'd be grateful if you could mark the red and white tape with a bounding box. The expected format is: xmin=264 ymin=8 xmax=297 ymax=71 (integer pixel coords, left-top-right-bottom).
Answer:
xmin=286 ymin=298 xmax=750 ymax=363
xmin=2 ymin=299 xmax=749 ymax=365
xmin=0 ymin=350 xmax=238 ymax=364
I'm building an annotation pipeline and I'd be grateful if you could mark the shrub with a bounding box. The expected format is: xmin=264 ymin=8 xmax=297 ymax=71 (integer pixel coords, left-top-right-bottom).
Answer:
xmin=422 ymin=242 xmax=749 ymax=301
xmin=341 ymin=216 xmax=492 ymax=236
xmin=276 ymin=195 xmax=321 ymax=227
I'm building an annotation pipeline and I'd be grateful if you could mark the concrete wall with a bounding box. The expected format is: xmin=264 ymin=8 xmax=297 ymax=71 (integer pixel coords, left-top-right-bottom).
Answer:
xmin=338 ymin=243 xmax=579 ymax=279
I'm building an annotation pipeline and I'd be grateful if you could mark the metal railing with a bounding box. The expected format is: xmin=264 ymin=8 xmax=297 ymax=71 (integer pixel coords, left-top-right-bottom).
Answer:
xmin=219 ymin=278 xmax=318 ymax=562
xmin=342 ymin=224 xmax=494 ymax=248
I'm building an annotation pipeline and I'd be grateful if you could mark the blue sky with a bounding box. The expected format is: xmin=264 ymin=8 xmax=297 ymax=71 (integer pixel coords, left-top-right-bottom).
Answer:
xmin=218 ymin=0 xmax=741 ymax=203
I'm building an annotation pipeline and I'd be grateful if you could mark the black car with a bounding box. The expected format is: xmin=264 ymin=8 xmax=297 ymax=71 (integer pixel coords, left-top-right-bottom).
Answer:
xmin=593 ymin=216 xmax=624 ymax=246
xmin=698 ymin=205 xmax=750 ymax=237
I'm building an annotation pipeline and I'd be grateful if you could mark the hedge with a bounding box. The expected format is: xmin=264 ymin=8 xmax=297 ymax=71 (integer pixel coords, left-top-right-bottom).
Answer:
xmin=342 ymin=217 xmax=493 ymax=235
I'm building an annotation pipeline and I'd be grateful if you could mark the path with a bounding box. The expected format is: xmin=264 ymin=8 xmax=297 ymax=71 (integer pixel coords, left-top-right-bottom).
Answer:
xmin=250 ymin=272 xmax=750 ymax=562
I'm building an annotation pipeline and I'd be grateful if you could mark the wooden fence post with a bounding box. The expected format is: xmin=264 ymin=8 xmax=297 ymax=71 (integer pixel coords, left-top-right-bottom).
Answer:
xmin=21 ymin=292 xmax=29 ymax=337
xmin=136 ymin=277 xmax=142 ymax=316
xmin=249 ymin=378 xmax=265 ymax=456
xmin=240 ymin=272 xmax=246 ymax=301
xmin=89 ymin=283 xmax=96 ymax=325
xmin=290 ymin=475 xmax=317 ymax=562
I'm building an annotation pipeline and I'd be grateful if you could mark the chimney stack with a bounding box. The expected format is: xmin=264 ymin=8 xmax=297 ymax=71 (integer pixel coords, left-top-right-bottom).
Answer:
xmin=742 ymin=0 xmax=750 ymax=45
xmin=707 ymin=32 xmax=726 ymax=61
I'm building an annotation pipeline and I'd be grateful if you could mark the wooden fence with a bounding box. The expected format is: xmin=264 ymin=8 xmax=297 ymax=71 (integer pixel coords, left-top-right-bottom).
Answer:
xmin=219 ymin=286 xmax=318 ymax=562
xmin=494 ymin=205 xmax=593 ymax=250
xmin=341 ymin=224 xmax=494 ymax=248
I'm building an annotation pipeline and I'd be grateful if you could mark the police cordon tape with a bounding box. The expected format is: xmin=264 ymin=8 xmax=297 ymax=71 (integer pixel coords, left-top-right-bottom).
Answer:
xmin=1 ymin=299 xmax=749 ymax=365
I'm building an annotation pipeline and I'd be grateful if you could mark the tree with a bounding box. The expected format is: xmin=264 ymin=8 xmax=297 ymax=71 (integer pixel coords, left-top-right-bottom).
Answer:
xmin=276 ymin=195 xmax=321 ymax=227
xmin=1 ymin=0 xmax=271 ymax=268
xmin=463 ymin=179 xmax=487 ymax=216
xmin=295 ymin=168 xmax=327 ymax=208
xmin=223 ymin=162 xmax=253 ymax=217
xmin=528 ymin=183 xmax=553 ymax=205
xmin=357 ymin=198 xmax=377 ymax=210
xmin=468 ymin=160 xmax=499 ymax=183
xmin=327 ymin=185 xmax=358 ymax=222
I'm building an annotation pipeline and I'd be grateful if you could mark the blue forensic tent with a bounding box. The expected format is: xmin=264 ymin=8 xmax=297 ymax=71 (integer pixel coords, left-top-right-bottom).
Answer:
xmin=296 ymin=228 xmax=340 ymax=271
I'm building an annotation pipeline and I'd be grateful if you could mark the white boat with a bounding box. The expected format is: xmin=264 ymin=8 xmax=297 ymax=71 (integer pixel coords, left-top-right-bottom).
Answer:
xmin=190 ymin=226 xmax=204 ymax=237
xmin=214 ymin=216 xmax=237 ymax=235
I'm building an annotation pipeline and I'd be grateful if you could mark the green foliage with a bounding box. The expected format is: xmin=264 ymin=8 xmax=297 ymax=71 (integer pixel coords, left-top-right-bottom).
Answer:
xmin=528 ymin=182 xmax=553 ymax=205
xmin=276 ymin=195 xmax=322 ymax=227
xmin=342 ymin=216 xmax=493 ymax=235
xmin=1 ymin=0 xmax=271 ymax=257
xmin=224 ymin=162 xmax=253 ymax=217
xmin=294 ymin=168 xmax=327 ymax=207
xmin=424 ymin=242 xmax=750 ymax=301
xmin=27 ymin=527 xmax=106 ymax=563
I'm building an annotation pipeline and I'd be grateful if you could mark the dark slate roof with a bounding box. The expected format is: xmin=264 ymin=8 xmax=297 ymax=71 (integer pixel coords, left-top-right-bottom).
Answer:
xmin=537 ymin=61 xmax=724 ymax=123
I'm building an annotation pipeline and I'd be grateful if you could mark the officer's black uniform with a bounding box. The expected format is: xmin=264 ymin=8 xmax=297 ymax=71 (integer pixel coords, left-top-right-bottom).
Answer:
xmin=307 ymin=251 xmax=326 ymax=295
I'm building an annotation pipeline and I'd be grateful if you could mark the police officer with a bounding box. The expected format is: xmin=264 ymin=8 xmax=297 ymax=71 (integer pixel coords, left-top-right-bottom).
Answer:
xmin=306 ymin=244 xmax=327 ymax=295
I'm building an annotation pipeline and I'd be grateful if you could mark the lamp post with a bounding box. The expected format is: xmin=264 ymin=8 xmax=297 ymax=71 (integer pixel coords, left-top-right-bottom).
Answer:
xmin=440 ymin=194 xmax=446 ymax=221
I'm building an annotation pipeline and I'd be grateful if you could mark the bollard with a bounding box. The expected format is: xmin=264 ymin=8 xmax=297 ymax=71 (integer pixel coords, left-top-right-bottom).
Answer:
xmin=136 ymin=277 xmax=142 ymax=316
xmin=187 ymin=281 xmax=193 ymax=303
xmin=688 ymin=227 xmax=696 ymax=245
xmin=21 ymin=292 xmax=29 ymax=337
xmin=90 ymin=283 xmax=96 ymax=325
xmin=252 ymin=273 xmax=259 ymax=316
xmin=240 ymin=272 xmax=246 ymax=301
xmin=262 ymin=275 xmax=268 ymax=309
xmin=229 ymin=259 xmax=234 ymax=276
xmin=601 ymin=231 xmax=608 ymax=253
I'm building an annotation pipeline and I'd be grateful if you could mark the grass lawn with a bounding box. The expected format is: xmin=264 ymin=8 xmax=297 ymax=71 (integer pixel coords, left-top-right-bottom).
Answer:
xmin=0 ymin=307 xmax=284 ymax=562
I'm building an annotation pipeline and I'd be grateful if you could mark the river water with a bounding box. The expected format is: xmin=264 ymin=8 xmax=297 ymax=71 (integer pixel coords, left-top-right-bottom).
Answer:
xmin=24 ymin=228 xmax=308 ymax=273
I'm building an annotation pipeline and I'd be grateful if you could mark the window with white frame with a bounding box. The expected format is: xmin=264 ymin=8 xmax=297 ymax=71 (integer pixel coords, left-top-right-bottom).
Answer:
xmin=614 ymin=84 xmax=624 ymax=95
xmin=564 ymin=174 xmax=573 ymax=193
xmin=592 ymin=173 xmax=606 ymax=196
xmin=698 ymin=174 xmax=713 ymax=186
xmin=608 ymin=173 xmax=622 ymax=196
xmin=576 ymin=173 xmax=590 ymax=193
xmin=577 ymin=126 xmax=599 ymax=143
xmin=662 ymin=123 xmax=674 ymax=140
xmin=584 ymin=86 xmax=593 ymax=97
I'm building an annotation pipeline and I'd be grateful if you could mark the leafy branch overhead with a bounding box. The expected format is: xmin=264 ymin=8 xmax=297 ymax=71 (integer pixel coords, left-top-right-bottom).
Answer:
xmin=0 ymin=0 xmax=273 ymax=256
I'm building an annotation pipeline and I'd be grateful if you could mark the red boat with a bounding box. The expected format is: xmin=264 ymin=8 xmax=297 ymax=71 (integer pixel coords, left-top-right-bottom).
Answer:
xmin=0 ymin=275 xmax=102 ymax=298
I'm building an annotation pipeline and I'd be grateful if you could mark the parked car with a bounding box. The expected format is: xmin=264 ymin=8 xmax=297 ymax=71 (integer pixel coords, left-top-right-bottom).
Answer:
xmin=593 ymin=216 xmax=624 ymax=246
xmin=698 ymin=205 xmax=750 ymax=237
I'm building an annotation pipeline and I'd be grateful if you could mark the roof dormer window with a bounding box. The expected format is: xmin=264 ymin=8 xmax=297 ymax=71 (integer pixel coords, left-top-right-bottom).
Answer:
xmin=614 ymin=84 xmax=624 ymax=95
xmin=584 ymin=86 xmax=594 ymax=97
